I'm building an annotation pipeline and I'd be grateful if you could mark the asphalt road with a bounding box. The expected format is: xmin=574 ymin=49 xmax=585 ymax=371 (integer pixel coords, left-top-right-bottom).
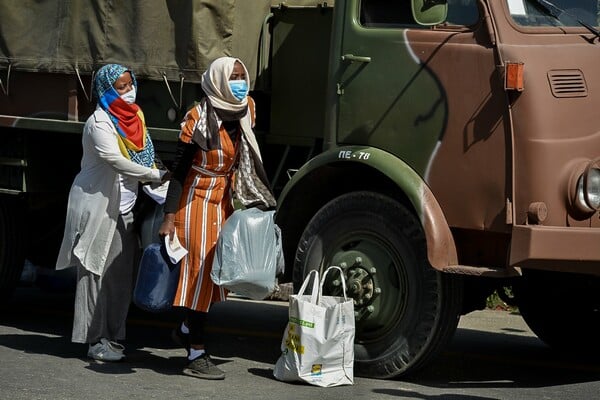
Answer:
xmin=0 ymin=282 xmax=599 ymax=400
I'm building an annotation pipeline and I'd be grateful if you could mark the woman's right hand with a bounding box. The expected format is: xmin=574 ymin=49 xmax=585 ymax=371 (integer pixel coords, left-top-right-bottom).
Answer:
xmin=160 ymin=170 xmax=173 ymax=183
xmin=158 ymin=213 xmax=176 ymax=241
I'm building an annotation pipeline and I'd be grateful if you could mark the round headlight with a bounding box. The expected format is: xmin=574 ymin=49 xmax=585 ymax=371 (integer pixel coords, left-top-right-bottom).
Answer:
xmin=584 ymin=167 xmax=600 ymax=210
xmin=574 ymin=164 xmax=600 ymax=213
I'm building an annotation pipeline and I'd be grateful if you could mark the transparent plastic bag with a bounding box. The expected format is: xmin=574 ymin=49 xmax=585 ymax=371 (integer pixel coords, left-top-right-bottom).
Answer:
xmin=211 ymin=208 xmax=284 ymax=300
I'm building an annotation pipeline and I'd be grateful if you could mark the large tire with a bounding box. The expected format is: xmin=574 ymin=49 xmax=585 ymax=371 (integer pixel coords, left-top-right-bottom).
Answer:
xmin=294 ymin=191 xmax=463 ymax=378
xmin=516 ymin=269 xmax=600 ymax=354
xmin=0 ymin=196 xmax=25 ymax=301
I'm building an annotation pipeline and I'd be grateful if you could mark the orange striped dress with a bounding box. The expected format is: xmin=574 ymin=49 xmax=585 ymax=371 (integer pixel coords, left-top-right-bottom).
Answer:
xmin=172 ymin=105 xmax=251 ymax=312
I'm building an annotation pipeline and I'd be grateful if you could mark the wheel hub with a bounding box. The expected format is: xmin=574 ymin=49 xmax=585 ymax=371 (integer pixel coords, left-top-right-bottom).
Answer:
xmin=327 ymin=252 xmax=383 ymax=323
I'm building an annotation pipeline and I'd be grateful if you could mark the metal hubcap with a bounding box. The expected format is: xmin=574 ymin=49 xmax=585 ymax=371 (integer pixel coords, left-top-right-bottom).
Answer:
xmin=323 ymin=237 xmax=406 ymax=339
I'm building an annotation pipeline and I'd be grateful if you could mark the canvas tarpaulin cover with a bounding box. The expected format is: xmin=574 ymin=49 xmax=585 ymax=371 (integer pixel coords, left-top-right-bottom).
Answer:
xmin=0 ymin=0 xmax=277 ymax=82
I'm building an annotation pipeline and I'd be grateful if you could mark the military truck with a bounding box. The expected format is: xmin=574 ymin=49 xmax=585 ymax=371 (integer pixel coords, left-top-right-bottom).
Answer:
xmin=1 ymin=0 xmax=599 ymax=378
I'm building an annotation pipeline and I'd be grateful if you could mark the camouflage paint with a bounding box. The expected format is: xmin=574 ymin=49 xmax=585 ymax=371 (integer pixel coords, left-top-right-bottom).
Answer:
xmin=276 ymin=145 xmax=458 ymax=269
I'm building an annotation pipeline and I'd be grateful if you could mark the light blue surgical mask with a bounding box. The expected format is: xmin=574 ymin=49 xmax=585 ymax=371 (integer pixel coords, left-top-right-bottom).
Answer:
xmin=229 ymin=79 xmax=248 ymax=101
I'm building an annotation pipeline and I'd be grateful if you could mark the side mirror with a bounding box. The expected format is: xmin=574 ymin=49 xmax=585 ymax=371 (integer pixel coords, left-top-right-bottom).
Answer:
xmin=411 ymin=0 xmax=448 ymax=26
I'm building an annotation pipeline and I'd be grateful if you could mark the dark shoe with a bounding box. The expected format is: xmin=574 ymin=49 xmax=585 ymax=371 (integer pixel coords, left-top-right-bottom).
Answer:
xmin=183 ymin=354 xmax=225 ymax=380
xmin=171 ymin=326 xmax=190 ymax=354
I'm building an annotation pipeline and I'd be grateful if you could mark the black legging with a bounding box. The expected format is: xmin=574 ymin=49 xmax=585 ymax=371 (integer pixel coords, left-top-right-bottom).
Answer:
xmin=187 ymin=310 xmax=208 ymax=345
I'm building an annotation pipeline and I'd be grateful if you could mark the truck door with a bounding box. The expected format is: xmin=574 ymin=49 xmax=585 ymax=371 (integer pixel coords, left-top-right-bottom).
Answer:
xmin=335 ymin=0 xmax=511 ymax=233
xmin=335 ymin=0 xmax=447 ymax=175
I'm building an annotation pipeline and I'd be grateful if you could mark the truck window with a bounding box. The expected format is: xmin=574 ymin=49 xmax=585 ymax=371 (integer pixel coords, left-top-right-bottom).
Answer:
xmin=446 ymin=0 xmax=479 ymax=26
xmin=360 ymin=0 xmax=417 ymax=27
xmin=508 ymin=0 xmax=600 ymax=28
xmin=360 ymin=0 xmax=479 ymax=28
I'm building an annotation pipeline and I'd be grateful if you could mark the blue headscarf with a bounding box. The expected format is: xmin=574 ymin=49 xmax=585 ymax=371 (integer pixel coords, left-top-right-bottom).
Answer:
xmin=94 ymin=64 xmax=138 ymax=100
xmin=94 ymin=64 xmax=154 ymax=167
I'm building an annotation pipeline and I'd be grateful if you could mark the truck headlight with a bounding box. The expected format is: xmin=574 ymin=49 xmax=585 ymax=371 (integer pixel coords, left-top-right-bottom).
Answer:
xmin=574 ymin=163 xmax=600 ymax=213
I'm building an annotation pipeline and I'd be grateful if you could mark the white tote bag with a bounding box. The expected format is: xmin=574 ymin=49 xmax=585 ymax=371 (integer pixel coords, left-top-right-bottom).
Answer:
xmin=273 ymin=267 xmax=355 ymax=387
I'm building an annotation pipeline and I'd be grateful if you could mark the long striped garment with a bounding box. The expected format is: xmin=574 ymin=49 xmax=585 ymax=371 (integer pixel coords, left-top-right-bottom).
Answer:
xmin=172 ymin=105 xmax=242 ymax=311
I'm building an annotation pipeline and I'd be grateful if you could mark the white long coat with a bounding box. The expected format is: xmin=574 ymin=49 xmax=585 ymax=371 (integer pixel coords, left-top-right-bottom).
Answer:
xmin=56 ymin=108 xmax=164 ymax=276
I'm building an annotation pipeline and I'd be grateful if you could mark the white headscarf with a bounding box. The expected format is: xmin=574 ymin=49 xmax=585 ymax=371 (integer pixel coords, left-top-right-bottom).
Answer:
xmin=201 ymin=57 xmax=250 ymax=112
xmin=194 ymin=56 xmax=276 ymax=208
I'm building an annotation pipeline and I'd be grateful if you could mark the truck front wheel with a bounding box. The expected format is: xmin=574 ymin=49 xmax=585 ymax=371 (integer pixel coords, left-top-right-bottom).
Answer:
xmin=0 ymin=195 xmax=25 ymax=301
xmin=516 ymin=269 xmax=600 ymax=354
xmin=293 ymin=191 xmax=462 ymax=378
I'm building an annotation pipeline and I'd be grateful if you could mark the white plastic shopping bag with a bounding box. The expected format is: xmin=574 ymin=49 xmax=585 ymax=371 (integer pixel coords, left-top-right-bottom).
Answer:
xmin=273 ymin=267 xmax=355 ymax=387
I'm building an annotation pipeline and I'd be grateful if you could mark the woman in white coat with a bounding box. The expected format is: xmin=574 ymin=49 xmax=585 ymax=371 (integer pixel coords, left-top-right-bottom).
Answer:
xmin=56 ymin=64 xmax=169 ymax=361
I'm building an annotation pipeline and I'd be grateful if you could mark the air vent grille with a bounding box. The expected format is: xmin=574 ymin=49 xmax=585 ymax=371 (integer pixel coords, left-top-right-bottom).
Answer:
xmin=548 ymin=70 xmax=587 ymax=98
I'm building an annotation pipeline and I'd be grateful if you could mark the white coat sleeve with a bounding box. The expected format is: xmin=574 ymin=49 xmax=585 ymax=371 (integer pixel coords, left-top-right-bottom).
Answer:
xmin=89 ymin=117 xmax=164 ymax=183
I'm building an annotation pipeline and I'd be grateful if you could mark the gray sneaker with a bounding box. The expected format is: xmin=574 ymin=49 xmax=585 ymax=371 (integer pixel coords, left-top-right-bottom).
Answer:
xmin=183 ymin=353 xmax=225 ymax=380
xmin=87 ymin=338 xmax=125 ymax=362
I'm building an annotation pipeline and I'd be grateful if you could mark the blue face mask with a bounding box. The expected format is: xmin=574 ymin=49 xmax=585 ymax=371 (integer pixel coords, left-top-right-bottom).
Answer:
xmin=229 ymin=79 xmax=248 ymax=101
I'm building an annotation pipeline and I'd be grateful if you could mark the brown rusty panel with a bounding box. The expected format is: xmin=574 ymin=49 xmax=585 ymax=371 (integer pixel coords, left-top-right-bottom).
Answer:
xmin=510 ymin=225 xmax=600 ymax=275
xmin=422 ymin=184 xmax=458 ymax=269
xmin=567 ymin=213 xmax=594 ymax=228
xmin=451 ymin=228 xmax=511 ymax=269
xmin=497 ymin=51 xmax=600 ymax=227
xmin=406 ymin=27 xmax=510 ymax=233
xmin=441 ymin=265 xmax=520 ymax=278
xmin=510 ymin=113 xmax=599 ymax=227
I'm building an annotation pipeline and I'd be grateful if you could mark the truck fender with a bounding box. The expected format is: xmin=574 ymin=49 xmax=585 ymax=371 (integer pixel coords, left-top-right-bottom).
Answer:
xmin=276 ymin=145 xmax=458 ymax=270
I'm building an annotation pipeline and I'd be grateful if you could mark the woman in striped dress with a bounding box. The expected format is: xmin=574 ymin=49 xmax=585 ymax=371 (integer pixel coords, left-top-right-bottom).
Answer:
xmin=159 ymin=57 xmax=275 ymax=380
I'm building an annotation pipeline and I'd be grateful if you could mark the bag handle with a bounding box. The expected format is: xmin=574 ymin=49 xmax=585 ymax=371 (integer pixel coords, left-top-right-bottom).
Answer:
xmin=319 ymin=266 xmax=348 ymax=301
xmin=296 ymin=269 xmax=320 ymax=304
